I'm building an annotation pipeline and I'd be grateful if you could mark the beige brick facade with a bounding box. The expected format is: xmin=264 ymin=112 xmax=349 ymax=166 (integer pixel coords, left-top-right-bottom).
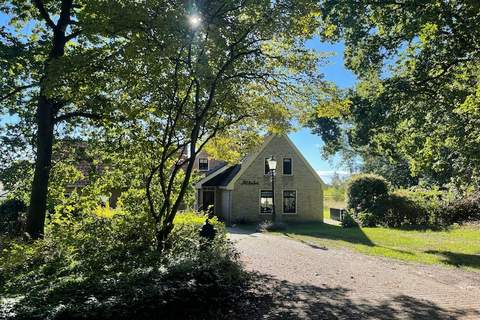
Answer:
xmin=196 ymin=135 xmax=324 ymax=224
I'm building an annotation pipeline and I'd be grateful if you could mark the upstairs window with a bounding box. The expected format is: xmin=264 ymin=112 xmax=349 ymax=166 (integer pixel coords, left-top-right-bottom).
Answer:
xmin=283 ymin=190 xmax=296 ymax=214
xmin=260 ymin=190 xmax=273 ymax=214
xmin=264 ymin=158 xmax=269 ymax=175
xmin=198 ymin=158 xmax=209 ymax=171
xmin=283 ymin=158 xmax=292 ymax=175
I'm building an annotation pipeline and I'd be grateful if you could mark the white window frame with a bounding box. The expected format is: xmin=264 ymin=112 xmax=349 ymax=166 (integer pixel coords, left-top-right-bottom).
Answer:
xmin=282 ymin=189 xmax=297 ymax=215
xmin=282 ymin=157 xmax=293 ymax=176
xmin=259 ymin=189 xmax=273 ymax=215
xmin=198 ymin=158 xmax=209 ymax=171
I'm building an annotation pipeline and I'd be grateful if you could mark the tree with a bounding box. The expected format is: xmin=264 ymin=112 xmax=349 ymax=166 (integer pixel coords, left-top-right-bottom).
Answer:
xmin=0 ymin=0 xmax=136 ymax=239
xmin=309 ymin=0 xmax=480 ymax=190
xmin=109 ymin=0 xmax=324 ymax=250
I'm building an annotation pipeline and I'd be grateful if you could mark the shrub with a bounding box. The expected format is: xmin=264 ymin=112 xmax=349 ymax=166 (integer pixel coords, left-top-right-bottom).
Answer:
xmin=372 ymin=192 xmax=422 ymax=227
xmin=399 ymin=188 xmax=446 ymax=225
xmin=0 ymin=210 xmax=245 ymax=320
xmin=356 ymin=211 xmax=378 ymax=227
xmin=341 ymin=211 xmax=358 ymax=228
xmin=346 ymin=174 xmax=389 ymax=212
xmin=0 ymin=199 xmax=27 ymax=235
xmin=440 ymin=193 xmax=480 ymax=225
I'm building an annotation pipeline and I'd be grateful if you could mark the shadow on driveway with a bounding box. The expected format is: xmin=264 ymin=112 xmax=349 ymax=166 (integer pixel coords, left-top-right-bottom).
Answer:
xmin=231 ymin=273 xmax=479 ymax=320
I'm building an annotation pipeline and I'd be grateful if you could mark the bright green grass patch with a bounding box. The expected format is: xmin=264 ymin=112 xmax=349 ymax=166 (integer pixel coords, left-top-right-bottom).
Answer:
xmin=273 ymin=222 xmax=480 ymax=271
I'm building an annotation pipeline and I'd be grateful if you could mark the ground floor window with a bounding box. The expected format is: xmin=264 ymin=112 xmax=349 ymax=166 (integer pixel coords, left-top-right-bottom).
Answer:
xmin=260 ymin=190 xmax=273 ymax=214
xmin=283 ymin=190 xmax=296 ymax=214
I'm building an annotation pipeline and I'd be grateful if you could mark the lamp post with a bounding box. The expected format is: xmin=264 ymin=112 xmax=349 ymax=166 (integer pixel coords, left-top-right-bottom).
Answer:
xmin=267 ymin=155 xmax=277 ymax=223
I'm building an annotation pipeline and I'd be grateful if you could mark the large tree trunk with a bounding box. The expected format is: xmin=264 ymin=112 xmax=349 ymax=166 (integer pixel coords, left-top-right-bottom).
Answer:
xmin=25 ymin=16 xmax=69 ymax=239
xmin=26 ymin=96 xmax=55 ymax=239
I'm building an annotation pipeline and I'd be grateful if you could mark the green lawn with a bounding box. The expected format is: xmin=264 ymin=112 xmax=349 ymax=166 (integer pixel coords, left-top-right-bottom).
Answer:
xmin=272 ymin=222 xmax=480 ymax=272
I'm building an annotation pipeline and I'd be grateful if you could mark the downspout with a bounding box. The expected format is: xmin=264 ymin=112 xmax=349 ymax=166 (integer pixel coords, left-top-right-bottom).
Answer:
xmin=228 ymin=190 xmax=232 ymax=226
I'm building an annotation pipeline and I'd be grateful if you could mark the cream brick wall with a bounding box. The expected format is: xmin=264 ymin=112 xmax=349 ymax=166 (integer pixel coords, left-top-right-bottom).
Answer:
xmin=229 ymin=135 xmax=323 ymax=223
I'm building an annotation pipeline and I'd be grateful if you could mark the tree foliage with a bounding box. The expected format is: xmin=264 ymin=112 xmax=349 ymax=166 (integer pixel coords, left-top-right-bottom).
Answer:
xmin=105 ymin=0 xmax=325 ymax=250
xmin=309 ymin=0 xmax=480 ymax=190
xmin=0 ymin=0 xmax=137 ymax=238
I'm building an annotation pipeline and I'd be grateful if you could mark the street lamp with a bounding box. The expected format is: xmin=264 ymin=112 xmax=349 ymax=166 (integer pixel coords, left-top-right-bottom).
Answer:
xmin=267 ymin=155 xmax=277 ymax=222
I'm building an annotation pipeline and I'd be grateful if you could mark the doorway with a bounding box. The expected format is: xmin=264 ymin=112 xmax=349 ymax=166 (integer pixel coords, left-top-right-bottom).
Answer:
xmin=202 ymin=189 xmax=215 ymax=215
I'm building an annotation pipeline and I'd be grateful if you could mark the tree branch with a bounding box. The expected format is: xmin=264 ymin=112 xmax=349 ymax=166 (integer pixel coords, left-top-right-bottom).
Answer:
xmin=0 ymin=84 xmax=36 ymax=102
xmin=65 ymin=30 xmax=82 ymax=42
xmin=54 ymin=112 xmax=105 ymax=123
xmin=33 ymin=0 xmax=57 ymax=30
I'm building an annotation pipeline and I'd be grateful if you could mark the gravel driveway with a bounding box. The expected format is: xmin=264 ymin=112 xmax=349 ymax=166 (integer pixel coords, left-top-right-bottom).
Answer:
xmin=228 ymin=228 xmax=480 ymax=320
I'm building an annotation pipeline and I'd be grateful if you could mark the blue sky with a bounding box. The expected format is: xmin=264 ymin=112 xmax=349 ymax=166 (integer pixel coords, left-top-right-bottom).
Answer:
xmin=289 ymin=40 xmax=357 ymax=183
xmin=0 ymin=13 xmax=357 ymax=183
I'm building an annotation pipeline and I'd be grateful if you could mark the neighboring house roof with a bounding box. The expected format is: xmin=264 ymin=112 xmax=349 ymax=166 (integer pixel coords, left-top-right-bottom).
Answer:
xmin=195 ymin=134 xmax=325 ymax=189
xmin=202 ymin=164 xmax=241 ymax=187
xmin=203 ymin=162 xmax=228 ymax=176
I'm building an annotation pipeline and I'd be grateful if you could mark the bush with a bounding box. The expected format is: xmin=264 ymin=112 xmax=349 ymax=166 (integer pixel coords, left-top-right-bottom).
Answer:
xmin=440 ymin=193 xmax=480 ymax=225
xmin=370 ymin=188 xmax=449 ymax=228
xmin=0 ymin=199 xmax=27 ymax=235
xmin=0 ymin=210 xmax=245 ymax=320
xmin=372 ymin=192 xmax=422 ymax=227
xmin=346 ymin=174 xmax=389 ymax=212
xmin=341 ymin=211 xmax=358 ymax=228
xmin=356 ymin=211 xmax=378 ymax=227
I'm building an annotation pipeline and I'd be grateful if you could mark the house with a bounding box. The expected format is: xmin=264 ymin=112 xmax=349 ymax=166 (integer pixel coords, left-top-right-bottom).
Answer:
xmin=195 ymin=134 xmax=324 ymax=224
xmin=192 ymin=150 xmax=226 ymax=174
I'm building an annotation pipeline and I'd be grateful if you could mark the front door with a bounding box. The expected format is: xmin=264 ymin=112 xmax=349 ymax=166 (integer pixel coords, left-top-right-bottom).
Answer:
xmin=202 ymin=189 xmax=215 ymax=215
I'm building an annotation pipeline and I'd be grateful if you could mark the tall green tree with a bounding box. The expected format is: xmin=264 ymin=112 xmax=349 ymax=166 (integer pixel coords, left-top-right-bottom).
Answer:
xmin=309 ymin=0 xmax=480 ymax=190
xmin=0 ymin=0 xmax=135 ymax=239
xmin=110 ymin=0 xmax=324 ymax=250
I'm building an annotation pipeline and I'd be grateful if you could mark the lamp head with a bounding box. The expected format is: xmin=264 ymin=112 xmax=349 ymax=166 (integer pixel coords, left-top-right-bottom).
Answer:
xmin=267 ymin=155 xmax=277 ymax=170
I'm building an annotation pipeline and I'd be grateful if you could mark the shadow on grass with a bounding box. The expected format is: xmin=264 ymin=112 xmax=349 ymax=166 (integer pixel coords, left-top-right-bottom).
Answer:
xmin=231 ymin=273 xmax=480 ymax=320
xmin=282 ymin=222 xmax=375 ymax=247
xmin=425 ymin=250 xmax=480 ymax=269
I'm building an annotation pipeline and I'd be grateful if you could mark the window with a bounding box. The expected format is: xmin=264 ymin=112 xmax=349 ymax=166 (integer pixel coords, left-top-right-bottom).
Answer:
xmin=260 ymin=190 xmax=273 ymax=214
xmin=264 ymin=158 xmax=269 ymax=175
xmin=198 ymin=158 xmax=209 ymax=171
xmin=283 ymin=158 xmax=292 ymax=175
xmin=283 ymin=190 xmax=296 ymax=214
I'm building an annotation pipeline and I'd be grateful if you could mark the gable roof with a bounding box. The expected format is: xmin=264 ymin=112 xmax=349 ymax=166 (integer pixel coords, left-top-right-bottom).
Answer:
xmin=222 ymin=134 xmax=325 ymax=190
xmin=194 ymin=163 xmax=229 ymax=189
xmin=195 ymin=134 xmax=325 ymax=190
xmin=201 ymin=164 xmax=241 ymax=187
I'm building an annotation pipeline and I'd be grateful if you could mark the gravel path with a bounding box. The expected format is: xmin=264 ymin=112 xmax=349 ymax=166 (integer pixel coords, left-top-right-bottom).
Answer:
xmin=229 ymin=228 xmax=480 ymax=320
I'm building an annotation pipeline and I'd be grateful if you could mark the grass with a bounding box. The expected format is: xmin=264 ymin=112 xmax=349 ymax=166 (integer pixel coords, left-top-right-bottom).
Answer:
xmin=273 ymin=222 xmax=480 ymax=271
xmin=245 ymin=187 xmax=480 ymax=271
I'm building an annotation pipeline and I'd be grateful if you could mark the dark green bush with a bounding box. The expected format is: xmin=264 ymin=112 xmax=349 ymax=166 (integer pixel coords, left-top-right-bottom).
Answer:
xmin=356 ymin=211 xmax=378 ymax=227
xmin=341 ymin=211 xmax=358 ymax=228
xmin=346 ymin=174 xmax=389 ymax=212
xmin=440 ymin=193 xmax=480 ymax=225
xmin=372 ymin=192 xmax=422 ymax=227
xmin=370 ymin=188 xmax=448 ymax=227
xmin=0 ymin=210 xmax=245 ymax=320
xmin=0 ymin=199 xmax=27 ymax=235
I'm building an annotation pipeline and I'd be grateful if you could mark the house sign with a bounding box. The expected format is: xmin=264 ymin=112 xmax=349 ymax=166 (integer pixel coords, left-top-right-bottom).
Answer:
xmin=241 ymin=180 xmax=259 ymax=185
